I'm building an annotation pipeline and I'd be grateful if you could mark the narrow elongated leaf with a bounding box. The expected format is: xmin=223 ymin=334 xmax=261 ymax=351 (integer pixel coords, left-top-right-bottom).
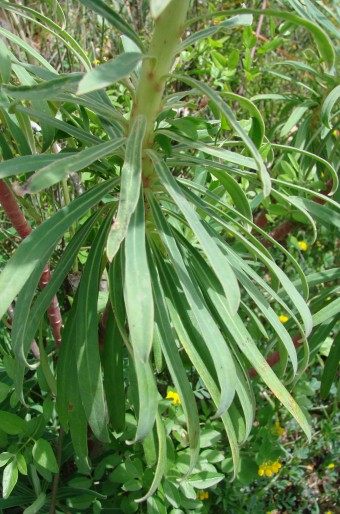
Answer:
xmin=24 ymin=138 xmax=125 ymax=192
xmin=103 ymin=308 xmax=126 ymax=434
xmin=78 ymin=0 xmax=144 ymax=50
xmin=152 ymin=245 xmax=239 ymax=476
xmin=207 ymin=168 xmax=252 ymax=227
xmin=77 ymin=53 xmax=143 ymax=95
xmin=148 ymin=150 xmax=240 ymax=316
xmin=172 ymin=76 xmax=271 ymax=197
xmin=159 ymin=129 xmax=258 ymax=171
xmin=74 ymin=213 xmax=113 ymax=443
xmin=0 ymin=1 xmax=91 ymax=70
xmin=288 ymin=196 xmax=340 ymax=229
xmin=148 ymin=248 xmax=200 ymax=473
xmin=56 ymin=294 xmax=89 ymax=461
xmin=106 ymin=115 xmax=147 ymax=261
xmin=179 ymin=14 xmax=253 ymax=50
xmin=127 ymin=357 xmax=158 ymax=444
xmin=0 ymin=153 xmax=74 ymax=179
xmin=0 ymin=27 xmax=56 ymax=72
xmin=272 ymin=144 xmax=338 ymax=194
xmin=2 ymin=74 xmax=81 ymax=100
xmin=136 ymin=412 xmax=166 ymax=502
xmin=124 ymin=191 xmax=154 ymax=363
xmin=321 ymin=84 xmax=340 ymax=128
xmin=13 ymin=212 xmax=102 ymax=403
xmin=14 ymin=105 xmax=102 ymax=145
xmin=147 ymin=192 xmax=237 ymax=417
xmin=0 ymin=177 xmax=119 ymax=321
xmin=313 ymin=298 xmax=340 ymax=327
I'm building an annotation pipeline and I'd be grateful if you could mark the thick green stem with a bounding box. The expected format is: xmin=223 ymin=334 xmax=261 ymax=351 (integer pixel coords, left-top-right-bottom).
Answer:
xmin=132 ymin=0 xmax=190 ymax=151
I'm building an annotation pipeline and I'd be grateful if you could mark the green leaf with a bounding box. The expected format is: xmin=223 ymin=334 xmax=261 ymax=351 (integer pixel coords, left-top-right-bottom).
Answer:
xmin=171 ymin=76 xmax=271 ymax=197
xmin=78 ymin=0 xmax=144 ymax=50
xmin=0 ymin=178 xmax=119 ymax=321
xmin=147 ymin=193 xmax=237 ymax=417
xmin=106 ymin=115 xmax=147 ymax=261
xmin=103 ymin=308 xmax=126 ymax=434
xmin=0 ymin=411 xmax=26 ymax=435
xmin=136 ymin=412 xmax=167 ymax=502
xmin=288 ymin=196 xmax=340 ymax=230
xmin=186 ymin=471 xmax=224 ymax=489
xmin=124 ymin=191 xmax=154 ymax=363
xmin=77 ymin=53 xmax=143 ymax=95
xmin=0 ymin=39 xmax=12 ymax=83
xmin=313 ymin=298 xmax=340 ymax=327
xmin=200 ymin=8 xmax=335 ymax=69
xmin=2 ymin=460 xmax=18 ymax=499
xmin=179 ymin=14 xmax=253 ymax=50
xmin=321 ymin=84 xmax=340 ymax=129
xmin=2 ymin=74 xmax=81 ymax=101
xmin=22 ymin=492 xmax=47 ymax=514
xmin=16 ymin=453 xmax=27 ymax=475
xmin=24 ymin=138 xmax=125 ymax=192
xmin=74 ymin=213 xmax=113 ymax=443
xmin=0 ymin=27 xmax=56 ymax=72
xmin=32 ymin=439 xmax=58 ymax=473
xmin=0 ymin=153 xmax=76 ymax=181
xmin=148 ymin=248 xmax=200 ymax=474
xmin=148 ymin=150 xmax=240 ymax=316
xmin=0 ymin=453 xmax=12 ymax=467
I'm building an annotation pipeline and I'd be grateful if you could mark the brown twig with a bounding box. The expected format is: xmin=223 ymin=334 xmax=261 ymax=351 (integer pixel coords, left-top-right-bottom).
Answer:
xmin=0 ymin=179 xmax=62 ymax=347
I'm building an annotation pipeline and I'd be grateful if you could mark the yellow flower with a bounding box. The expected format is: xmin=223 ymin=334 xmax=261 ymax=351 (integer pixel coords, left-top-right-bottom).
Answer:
xmin=273 ymin=421 xmax=285 ymax=437
xmin=197 ymin=491 xmax=209 ymax=500
xmin=298 ymin=241 xmax=308 ymax=251
xmin=92 ymin=59 xmax=100 ymax=65
xmin=258 ymin=460 xmax=282 ymax=477
xmin=166 ymin=391 xmax=181 ymax=405
xmin=326 ymin=297 xmax=332 ymax=301
xmin=279 ymin=314 xmax=289 ymax=324
xmin=292 ymin=44 xmax=297 ymax=50
xmin=328 ymin=463 xmax=335 ymax=469
xmin=333 ymin=129 xmax=339 ymax=137
xmin=325 ymin=511 xmax=333 ymax=514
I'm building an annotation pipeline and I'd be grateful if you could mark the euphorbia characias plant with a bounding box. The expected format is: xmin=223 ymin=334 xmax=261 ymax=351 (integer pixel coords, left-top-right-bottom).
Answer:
xmin=0 ymin=0 xmax=338 ymax=507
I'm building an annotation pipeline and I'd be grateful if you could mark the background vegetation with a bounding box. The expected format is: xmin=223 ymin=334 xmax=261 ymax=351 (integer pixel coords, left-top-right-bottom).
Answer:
xmin=0 ymin=1 xmax=339 ymax=513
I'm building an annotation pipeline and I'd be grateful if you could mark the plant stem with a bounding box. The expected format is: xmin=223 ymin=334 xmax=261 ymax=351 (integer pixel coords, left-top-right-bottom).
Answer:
xmin=132 ymin=0 xmax=190 ymax=150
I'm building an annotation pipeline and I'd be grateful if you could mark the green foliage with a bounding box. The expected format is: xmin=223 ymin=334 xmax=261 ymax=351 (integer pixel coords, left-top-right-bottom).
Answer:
xmin=0 ymin=0 xmax=339 ymax=511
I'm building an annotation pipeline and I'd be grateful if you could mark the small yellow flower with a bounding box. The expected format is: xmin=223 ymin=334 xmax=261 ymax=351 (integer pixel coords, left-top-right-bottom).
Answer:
xmin=298 ymin=241 xmax=308 ymax=251
xmin=197 ymin=491 xmax=209 ymax=500
xmin=258 ymin=460 xmax=282 ymax=478
xmin=326 ymin=297 xmax=332 ymax=301
xmin=292 ymin=44 xmax=297 ymax=50
xmin=325 ymin=511 xmax=333 ymax=514
xmin=273 ymin=421 xmax=285 ymax=437
xmin=279 ymin=314 xmax=289 ymax=324
xmin=166 ymin=391 xmax=181 ymax=405
xmin=333 ymin=129 xmax=339 ymax=137
xmin=92 ymin=59 xmax=101 ymax=65
xmin=328 ymin=463 xmax=335 ymax=469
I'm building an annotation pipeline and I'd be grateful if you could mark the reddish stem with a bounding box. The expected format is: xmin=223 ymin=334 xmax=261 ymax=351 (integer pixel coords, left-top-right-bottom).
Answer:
xmin=0 ymin=179 xmax=62 ymax=347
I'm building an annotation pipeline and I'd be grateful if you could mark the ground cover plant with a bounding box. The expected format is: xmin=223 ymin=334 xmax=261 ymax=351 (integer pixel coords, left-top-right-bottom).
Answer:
xmin=0 ymin=0 xmax=339 ymax=512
